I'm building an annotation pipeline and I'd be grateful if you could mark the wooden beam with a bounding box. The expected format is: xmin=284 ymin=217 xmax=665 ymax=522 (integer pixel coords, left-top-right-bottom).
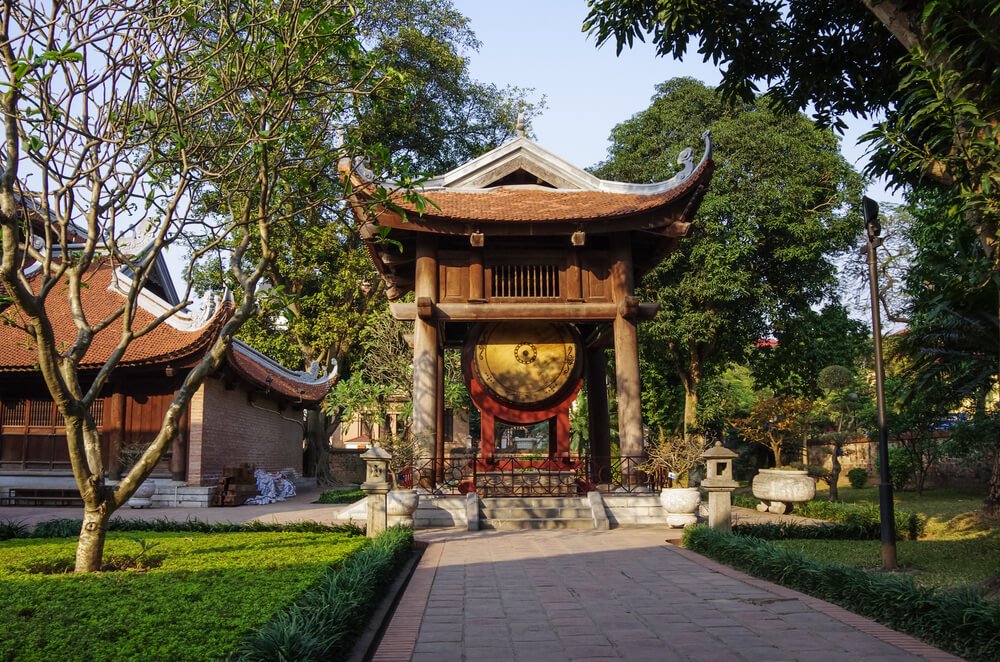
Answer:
xmin=390 ymin=301 xmax=659 ymax=322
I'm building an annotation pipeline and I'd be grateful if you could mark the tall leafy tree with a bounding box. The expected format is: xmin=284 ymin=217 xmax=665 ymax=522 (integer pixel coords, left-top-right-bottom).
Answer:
xmin=895 ymin=190 xmax=999 ymax=510
xmin=0 ymin=0 xmax=383 ymax=571
xmin=584 ymin=1 xmax=1000 ymax=488
xmin=751 ymin=304 xmax=869 ymax=398
xmin=191 ymin=0 xmax=543 ymax=479
xmin=593 ymin=78 xmax=862 ymax=437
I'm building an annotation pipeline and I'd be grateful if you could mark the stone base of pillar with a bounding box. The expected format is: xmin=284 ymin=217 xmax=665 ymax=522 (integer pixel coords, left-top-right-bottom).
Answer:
xmin=706 ymin=490 xmax=733 ymax=532
xmin=364 ymin=486 xmax=389 ymax=538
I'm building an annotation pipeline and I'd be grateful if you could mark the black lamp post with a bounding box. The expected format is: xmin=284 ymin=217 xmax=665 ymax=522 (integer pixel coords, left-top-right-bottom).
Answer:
xmin=863 ymin=196 xmax=898 ymax=570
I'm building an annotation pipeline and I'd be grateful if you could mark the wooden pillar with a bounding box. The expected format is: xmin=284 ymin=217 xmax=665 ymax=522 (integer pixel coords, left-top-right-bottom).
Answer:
xmin=107 ymin=391 xmax=126 ymax=480
xmin=566 ymin=250 xmax=583 ymax=302
xmin=412 ymin=237 xmax=439 ymax=466
xmin=434 ymin=343 xmax=445 ymax=485
xmin=610 ymin=235 xmax=643 ymax=466
xmin=555 ymin=412 xmax=571 ymax=458
xmin=469 ymin=249 xmax=485 ymax=302
xmin=479 ymin=410 xmax=495 ymax=458
xmin=586 ymin=347 xmax=612 ymax=484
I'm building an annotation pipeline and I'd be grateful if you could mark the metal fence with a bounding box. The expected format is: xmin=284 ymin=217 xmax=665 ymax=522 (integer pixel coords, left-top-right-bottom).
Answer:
xmin=406 ymin=454 xmax=659 ymax=496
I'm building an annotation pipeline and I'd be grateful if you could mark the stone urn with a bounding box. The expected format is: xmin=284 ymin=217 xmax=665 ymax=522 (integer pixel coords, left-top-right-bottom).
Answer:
xmin=386 ymin=489 xmax=419 ymax=527
xmin=659 ymin=487 xmax=701 ymax=527
xmin=751 ymin=468 xmax=815 ymax=514
xmin=126 ymin=479 xmax=157 ymax=509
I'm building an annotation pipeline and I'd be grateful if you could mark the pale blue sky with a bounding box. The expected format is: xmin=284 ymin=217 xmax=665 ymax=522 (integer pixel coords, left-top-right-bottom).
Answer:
xmin=452 ymin=0 xmax=900 ymax=203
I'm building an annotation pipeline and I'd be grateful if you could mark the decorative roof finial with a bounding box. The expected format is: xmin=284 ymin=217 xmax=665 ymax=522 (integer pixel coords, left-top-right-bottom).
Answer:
xmin=515 ymin=112 xmax=525 ymax=138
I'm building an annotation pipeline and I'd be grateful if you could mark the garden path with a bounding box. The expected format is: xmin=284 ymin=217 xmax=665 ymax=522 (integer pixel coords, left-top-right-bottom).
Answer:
xmin=373 ymin=527 xmax=959 ymax=662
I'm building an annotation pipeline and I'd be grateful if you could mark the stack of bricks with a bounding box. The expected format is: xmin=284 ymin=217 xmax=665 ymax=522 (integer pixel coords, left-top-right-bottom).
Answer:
xmin=211 ymin=464 xmax=258 ymax=506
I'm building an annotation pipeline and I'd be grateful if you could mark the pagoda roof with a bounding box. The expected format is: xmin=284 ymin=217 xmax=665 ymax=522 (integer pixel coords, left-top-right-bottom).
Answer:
xmin=342 ymin=132 xmax=713 ymax=230
xmin=0 ymin=259 xmax=334 ymax=406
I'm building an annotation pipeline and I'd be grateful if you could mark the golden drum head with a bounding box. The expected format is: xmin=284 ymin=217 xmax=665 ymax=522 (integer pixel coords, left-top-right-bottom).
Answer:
xmin=472 ymin=322 xmax=579 ymax=406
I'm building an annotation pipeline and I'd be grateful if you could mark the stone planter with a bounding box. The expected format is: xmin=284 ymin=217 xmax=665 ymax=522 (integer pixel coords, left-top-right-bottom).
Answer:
xmin=659 ymin=487 xmax=701 ymax=527
xmin=751 ymin=468 xmax=815 ymax=514
xmin=386 ymin=489 xmax=419 ymax=527
xmin=126 ymin=479 xmax=157 ymax=509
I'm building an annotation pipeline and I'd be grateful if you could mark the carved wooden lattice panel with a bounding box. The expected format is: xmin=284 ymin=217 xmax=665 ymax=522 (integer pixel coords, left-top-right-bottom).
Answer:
xmin=491 ymin=263 xmax=560 ymax=300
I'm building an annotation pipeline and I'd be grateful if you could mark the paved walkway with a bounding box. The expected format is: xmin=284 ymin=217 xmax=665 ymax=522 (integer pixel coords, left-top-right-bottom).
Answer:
xmin=1 ymin=497 xmax=960 ymax=661
xmin=374 ymin=528 xmax=958 ymax=662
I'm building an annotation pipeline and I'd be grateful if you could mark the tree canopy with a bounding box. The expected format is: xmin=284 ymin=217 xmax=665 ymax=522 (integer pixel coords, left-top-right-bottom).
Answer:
xmin=593 ymin=77 xmax=862 ymax=437
xmin=0 ymin=0 xmax=400 ymax=571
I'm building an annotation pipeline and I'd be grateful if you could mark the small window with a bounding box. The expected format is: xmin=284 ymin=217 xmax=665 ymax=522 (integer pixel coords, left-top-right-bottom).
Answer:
xmin=491 ymin=264 xmax=560 ymax=299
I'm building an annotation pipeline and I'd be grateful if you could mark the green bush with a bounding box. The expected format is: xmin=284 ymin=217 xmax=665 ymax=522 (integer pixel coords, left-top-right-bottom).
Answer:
xmin=0 ymin=519 xmax=29 ymax=541
xmin=794 ymin=500 xmax=925 ymax=540
xmin=732 ymin=494 xmax=759 ymax=509
xmin=683 ymin=526 xmax=1000 ymax=662
xmin=317 ymin=488 xmax=365 ymax=504
xmin=231 ymin=525 xmax=414 ymax=660
xmin=0 ymin=518 xmax=365 ymax=540
xmin=732 ymin=521 xmax=882 ymax=540
xmin=847 ymin=467 xmax=868 ymax=489
xmin=877 ymin=447 xmax=916 ymax=490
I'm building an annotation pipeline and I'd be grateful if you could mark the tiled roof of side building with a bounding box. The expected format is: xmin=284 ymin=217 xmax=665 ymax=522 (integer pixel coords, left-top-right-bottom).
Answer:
xmin=1 ymin=259 xmax=336 ymax=405
xmin=0 ymin=260 xmax=227 ymax=372
xmin=226 ymin=340 xmax=336 ymax=407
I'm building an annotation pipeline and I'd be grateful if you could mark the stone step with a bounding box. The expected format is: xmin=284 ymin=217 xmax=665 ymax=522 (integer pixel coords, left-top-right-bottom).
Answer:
xmin=479 ymin=496 xmax=595 ymax=530
xmin=480 ymin=517 xmax=595 ymax=530
xmin=480 ymin=506 xmax=593 ymax=520
xmin=481 ymin=496 xmax=589 ymax=509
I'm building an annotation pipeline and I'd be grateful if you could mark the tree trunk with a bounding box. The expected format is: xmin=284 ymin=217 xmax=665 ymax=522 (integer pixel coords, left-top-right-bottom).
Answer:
xmin=829 ymin=442 xmax=841 ymax=502
xmin=681 ymin=349 xmax=702 ymax=441
xmin=304 ymin=409 xmax=332 ymax=483
xmin=984 ymin=440 xmax=1000 ymax=516
xmin=683 ymin=388 xmax=698 ymax=441
xmin=74 ymin=502 xmax=113 ymax=572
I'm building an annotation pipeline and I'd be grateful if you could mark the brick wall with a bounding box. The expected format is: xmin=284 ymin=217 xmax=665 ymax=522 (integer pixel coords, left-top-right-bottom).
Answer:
xmin=328 ymin=448 xmax=365 ymax=485
xmin=187 ymin=377 xmax=304 ymax=485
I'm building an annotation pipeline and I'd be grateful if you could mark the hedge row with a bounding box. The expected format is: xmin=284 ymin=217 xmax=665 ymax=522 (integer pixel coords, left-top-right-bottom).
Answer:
xmin=0 ymin=518 xmax=363 ymax=540
xmin=683 ymin=526 xmax=1000 ymax=662
xmin=229 ymin=525 xmax=414 ymax=661
xmin=731 ymin=521 xmax=884 ymax=540
xmin=317 ymin=489 xmax=365 ymax=504
xmin=731 ymin=495 xmax=925 ymax=539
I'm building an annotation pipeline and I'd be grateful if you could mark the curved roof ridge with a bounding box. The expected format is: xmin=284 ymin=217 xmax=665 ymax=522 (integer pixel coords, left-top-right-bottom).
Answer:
xmin=342 ymin=132 xmax=711 ymax=196
xmin=226 ymin=339 xmax=337 ymax=406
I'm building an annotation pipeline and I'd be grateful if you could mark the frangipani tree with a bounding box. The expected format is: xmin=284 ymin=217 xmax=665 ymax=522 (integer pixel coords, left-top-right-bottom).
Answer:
xmin=0 ymin=0 xmax=396 ymax=571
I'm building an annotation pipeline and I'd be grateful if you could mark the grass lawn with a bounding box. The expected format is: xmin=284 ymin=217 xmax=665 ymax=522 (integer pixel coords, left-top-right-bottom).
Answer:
xmin=0 ymin=530 xmax=367 ymax=661
xmin=773 ymin=483 xmax=1000 ymax=592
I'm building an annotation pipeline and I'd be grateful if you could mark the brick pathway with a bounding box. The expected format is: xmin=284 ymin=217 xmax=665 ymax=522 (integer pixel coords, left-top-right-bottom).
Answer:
xmin=373 ymin=528 xmax=958 ymax=662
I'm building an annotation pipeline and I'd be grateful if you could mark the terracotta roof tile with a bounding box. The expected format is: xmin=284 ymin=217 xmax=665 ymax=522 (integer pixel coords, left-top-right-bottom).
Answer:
xmin=1 ymin=260 xmax=335 ymax=405
xmin=227 ymin=340 xmax=334 ymax=406
xmin=378 ymin=159 xmax=712 ymax=224
xmin=0 ymin=261 xmax=224 ymax=373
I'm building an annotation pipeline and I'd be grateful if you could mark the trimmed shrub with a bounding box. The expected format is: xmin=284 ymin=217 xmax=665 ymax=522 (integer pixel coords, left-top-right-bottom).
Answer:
xmin=877 ymin=447 xmax=916 ymax=490
xmin=794 ymin=500 xmax=925 ymax=540
xmin=230 ymin=525 xmax=414 ymax=660
xmin=683 ymin=526 xmax=1000 ymax=662
xmin=732 ymin=521 xmax=882 ymax=540
xmin=7 ymin=518 xmax=365 ymax=539
xmin=317 ymin=488 xmax=365 ymax=504
xmin=847 ymin=467 xmax=868 ymax=489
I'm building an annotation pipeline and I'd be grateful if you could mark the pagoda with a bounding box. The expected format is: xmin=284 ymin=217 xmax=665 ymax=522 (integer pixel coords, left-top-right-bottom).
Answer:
xmin=342 ymin=124 xmax=713 ymax=488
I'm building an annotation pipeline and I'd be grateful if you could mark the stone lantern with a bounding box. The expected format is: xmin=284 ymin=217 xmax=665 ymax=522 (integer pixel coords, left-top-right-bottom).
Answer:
xmin=360 ymin=445 xmax=392 ymax=537
xmin=700 ymin=442 xmax=739 ymax=531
